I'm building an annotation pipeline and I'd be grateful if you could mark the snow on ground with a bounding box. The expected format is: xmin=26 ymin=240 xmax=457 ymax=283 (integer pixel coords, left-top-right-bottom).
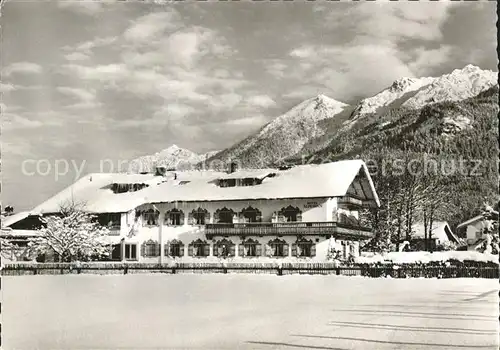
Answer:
xmin=3 ymin=275 xmax=498 ymax=350
xmin=357 ymin=251 xmax=499 ymax=265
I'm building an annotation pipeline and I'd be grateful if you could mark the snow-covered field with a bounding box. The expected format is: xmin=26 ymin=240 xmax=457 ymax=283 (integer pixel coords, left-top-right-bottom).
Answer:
xmin=3 ymin=275 xmax=498 ymax=350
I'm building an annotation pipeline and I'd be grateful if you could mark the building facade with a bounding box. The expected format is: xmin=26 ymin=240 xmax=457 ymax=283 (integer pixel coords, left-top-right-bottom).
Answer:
xmin=2 ymin=160 xmax=380 ymax=263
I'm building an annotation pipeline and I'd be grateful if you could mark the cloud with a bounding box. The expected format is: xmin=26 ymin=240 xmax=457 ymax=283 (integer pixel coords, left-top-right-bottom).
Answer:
xmin=0 ymin=83 xmax=17 ymax=93
xmin=246 ymin=95 xmax=276 ymax=109
xmin=324 ymin=2 xmax=455 ymax=44
xmin=2 ymin=112 xmax=44 ymax=130
xmin=73 ymin=36 xmax=117 ymax=52
xmin=408 ymin=46 xmax=454 ymax=76
xmin=64 ymin=52 xmax=91 ymax=62
xmin=223 ymin=114 xmax=269 ymax=128
xmin=3 ymin=62 xmax=42 ymax=76
xmin=62 ymin=63 xmax=129 ymax=83
xmin=124 ymin=11 xmax=181 ymax=42
xmin=57 ymin=1 xmax=113 ymax=16
xmin=153 ymin=103 xmax=197 ymax=121
xmin=57 ymin=86 xmax=97 ymax=102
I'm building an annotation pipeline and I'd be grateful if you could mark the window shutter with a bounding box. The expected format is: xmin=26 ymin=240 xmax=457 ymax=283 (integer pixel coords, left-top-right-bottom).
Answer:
xmin=155 ymin=243 xmax=160 ymax=257
xmin=214 ymin=211 xmax=219 ymax=223
xmin=238 ymin=212 xmax=245 ymax=223
xmin=165 ymin=242 xmax=170 ymax=257
xmin=291 ymin=244 xmax=297 ymax=257
xmin=238 ymin=244 xmax=244 ymax=257
xmin=179 ymin=244 xmax=185 ymax=257
xmin=204 ymin=212 xmax=210 ymax=224
xmin=283 ymin=243 xmax=289 ymax=256
xmin=229 ymin=244 xmax=235 ymax=257
xmin=311 ymin=244 xmax=316 ymax=257
xmin=256 ymin=244 xmax=262 ymax=256
xmin=188 ymin=245 xmax=194 ymax=257
xmin=188 ymin=213 xmax=194 ymax=225
xmin=141 ymin=243 xmax=146 ymax=257
xmin=296 ymin=213 xmax=303 ymax=222
xmin=203 ymin=244 xmax=210 ymax=257
xmin=180 ymin=212 xmax=185 ymax=226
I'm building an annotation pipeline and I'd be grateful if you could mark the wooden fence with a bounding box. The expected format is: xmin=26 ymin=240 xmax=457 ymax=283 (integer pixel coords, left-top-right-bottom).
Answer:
xmin=1 ymin=262 xmax=498 ymax=278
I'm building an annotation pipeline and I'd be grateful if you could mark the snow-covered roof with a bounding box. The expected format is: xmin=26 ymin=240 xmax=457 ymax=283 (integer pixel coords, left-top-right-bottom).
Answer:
xmin=144 ymin=160 xmax=379 ymax=205
xmin=30 ymin=173 xmax=165 ymax=215
xmin=411 ymin=221 xmax=460 ymax=244
xmin=217 ymin=169 xmax=277 ymax=180
xmin=1 ymin=211 xmax=31 ymax=228
xmin=0 ymin=228 xmax=39 ymax=237
xmin=457 ymin=210 xmax=499 ymax=229
xmin=17 ymin=160 xmax=379 ymax=218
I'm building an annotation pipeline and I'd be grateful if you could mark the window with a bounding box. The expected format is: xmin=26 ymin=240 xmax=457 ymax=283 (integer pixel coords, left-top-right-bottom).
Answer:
xmin=240 ymin=206 xmax=262 ymax=223
xmin=268 ymin=239 xmax=288 ymax=257
xmin=215 ymin=207 xmax=235 ymax=224
xmin=112 ymin=183 xmax=148 ymax=193
xmin=166 ymin=240 xmax=184 ymax=257
xmin=277 ymin=206 xmax=302 ymax=222
xmin=111 ymin=244 xmax=121 ymax=260
xmin=188 ymin=239 xmax=210 ymax=257
xmin=165 ymin=208 xmax=184 ymax=226
xmin=142 ymin=209 xmax=159 ymax=226
xmin=219 ymin=179 xmax=236 ymax=188
xmin=190 ymin=208 xmax=210 ymax=225
xmin=96 ymin=213 xmax=121 ymax=229
xmin=141 ymin=240 xmax=160 ymax=257
xmin=213 ymin=239 xmax=235 ymax=257
xmin=240 ymin=239 xmax=261 ymax=257
xmin=342 ymin=241 xmax=347 ymax=259
xmin=293 ymin=238 xmax=316 ymax=257
xmin=124 ymin=244 xmax=137 ymax=260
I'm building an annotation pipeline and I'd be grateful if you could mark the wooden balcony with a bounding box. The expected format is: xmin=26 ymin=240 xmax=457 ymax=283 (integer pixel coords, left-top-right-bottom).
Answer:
xmin=337 ymin=196 xmax=364 ymax=208
xmin=205 ymin=221 xmax=373 ymax=239
xmin=107 ymin=225 xmax=121 ymax=236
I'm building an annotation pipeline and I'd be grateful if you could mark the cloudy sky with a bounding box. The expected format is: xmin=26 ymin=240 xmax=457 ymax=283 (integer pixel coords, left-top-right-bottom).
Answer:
xmin=1 ymin=0 xmax=497 ymax=211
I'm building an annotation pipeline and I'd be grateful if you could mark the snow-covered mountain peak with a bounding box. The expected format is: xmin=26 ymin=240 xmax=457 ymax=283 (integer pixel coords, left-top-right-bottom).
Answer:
xmin=313 ymin=94 xmax=348 ymax=108
xmin=267 ymin=94 xmax=348 ymax=130
xmin=389 ymin=77 xmax=421 ymax=92
xmin=347 ymin=65 xmax=497 ymax=125
xmin=127 ymin=145 xmax=219 ymax=173
xmin=402 ymin=65 xmax=497 ymax=109
xmin=348 ymin=76 xmax=436 ymax=120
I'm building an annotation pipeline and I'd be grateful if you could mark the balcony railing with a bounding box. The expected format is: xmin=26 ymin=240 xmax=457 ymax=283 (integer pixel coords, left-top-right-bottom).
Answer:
xmin=205 ymin=221 xmax=373 ymax=239
xmin=337 ymin=196 xmax=364 ymax=208
xmin=107 ymin=225 xmax=121 ymax=236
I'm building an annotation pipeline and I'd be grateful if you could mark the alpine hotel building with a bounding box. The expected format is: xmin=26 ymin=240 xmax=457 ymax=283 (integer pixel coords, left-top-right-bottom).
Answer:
xmin=2 ymin=160 xmax=380 ymax=262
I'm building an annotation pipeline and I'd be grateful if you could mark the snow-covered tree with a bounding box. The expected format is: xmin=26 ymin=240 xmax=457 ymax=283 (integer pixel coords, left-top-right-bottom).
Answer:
xmin=1 ymin=237 xmax=17 ymax=260
xmin=477 ymin=204 xmax=499 ymax=254
xmin=27 ymin=202 xmax=111 ymax=262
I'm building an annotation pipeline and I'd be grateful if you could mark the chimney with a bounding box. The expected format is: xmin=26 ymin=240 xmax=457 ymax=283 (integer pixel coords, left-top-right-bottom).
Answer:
xmin=229 ymin=161 xmax=238 ymax=174
xmin=155 ymin=166 xmax=167 ymax=176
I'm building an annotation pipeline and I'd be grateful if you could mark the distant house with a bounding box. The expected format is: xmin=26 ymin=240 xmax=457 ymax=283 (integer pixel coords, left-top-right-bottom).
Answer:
xmin=407 ymin=221 xmax=463 ymax=251
xmin=456 ymin=208 xmax=499 ymax=251
xmin=2 ymin=160 xmax=380 ymax=263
